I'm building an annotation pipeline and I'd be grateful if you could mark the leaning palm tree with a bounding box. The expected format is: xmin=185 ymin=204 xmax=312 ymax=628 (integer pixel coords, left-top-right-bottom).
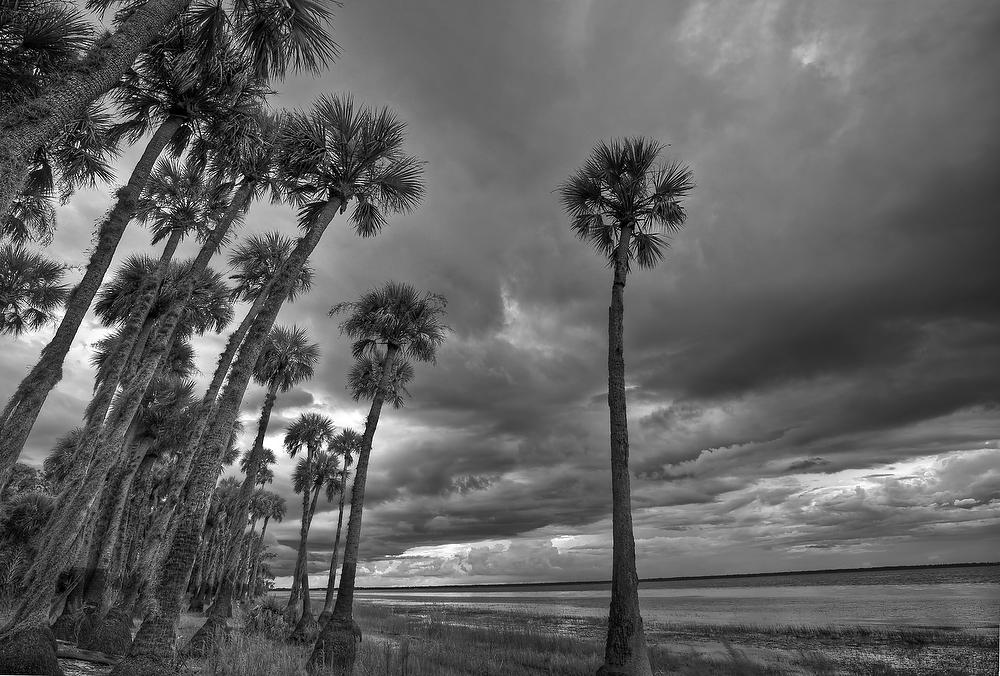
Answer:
xmin=283 ymin=413 xmax=336 ymax=628
xmin=559 ymin=138 xmax=694 ymax=676
xmin=0 ymin=49 xmax=265 ymax=477
xmin=183 ymin=326 xmax=319 ymax=656
xmin=0 ymin=0 xmax=340 ymax=221
xmin=309 ymin=281 xmax=448 ymax=672
xmin=317 ymin=428 xmax=361 ymax=625
xmin=115 ymin=95 xmax=423 ymax=676
xmin=247 ymin=326 xmax=320 ymax=490
xmin=0 ymin=243 xmax=68 ymax=336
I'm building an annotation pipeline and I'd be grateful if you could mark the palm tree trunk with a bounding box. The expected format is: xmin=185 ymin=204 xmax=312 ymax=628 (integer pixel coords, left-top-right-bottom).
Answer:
xmin=286 ymin=461 xmax=315 ymax=620
xmin=600 ymin=224 xmax=651 ymax=676
xmin=309 ymin=344 xmax=399 ymax=673
xmin=113 ymin=197 xmax=343 ymax=676
xmin=73 ymin=225 xmax=183 ymax=470
xmin=0 ymin=0 xmax=192 ymax=219
xmin=0 ymin=116 xmax=183 ymax=483
xmin=318 ymin=470 xmax=348 ymax=622
xmin=249 ymin=516 xmax=271 ymax=597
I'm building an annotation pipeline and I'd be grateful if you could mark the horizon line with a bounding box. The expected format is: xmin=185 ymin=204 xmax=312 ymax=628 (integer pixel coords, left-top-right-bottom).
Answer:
xmin=272 ymin=559 xmax=997 ymax=592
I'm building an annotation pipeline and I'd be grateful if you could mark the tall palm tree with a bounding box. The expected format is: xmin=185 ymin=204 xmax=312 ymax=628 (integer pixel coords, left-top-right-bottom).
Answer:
xmin=309 ymin=281 xmax=448 ymax=672
xmin=317 ymin=428 xmax=361 ymax=624
xmin=0 ymin=243 xmax=68 ymax=336
xmin=248 ymin=491 xmax=285 ymax=597
xmin=116 ymin=95 xmax=423 ymax=676
xmin=0 ymin=0 xmax=340 ymax=220
xmin=283 ymin=413 xmax=336 ymax=626
xmin=559 ymin=138 xmax=694 ymax=676
xmin=0 ymin=49 xmax=264 ymax=476
xmin=184 ymin=326 xmax=319 ymax=655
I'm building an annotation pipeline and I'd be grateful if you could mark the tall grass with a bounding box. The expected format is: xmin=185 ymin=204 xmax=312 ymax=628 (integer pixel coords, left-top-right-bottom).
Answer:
xmin=182 ymin=600 xmax=997 ymax=676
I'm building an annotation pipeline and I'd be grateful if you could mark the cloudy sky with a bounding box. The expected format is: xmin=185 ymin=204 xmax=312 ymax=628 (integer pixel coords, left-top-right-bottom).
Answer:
xmin=5 ymin=0 xmax=1000 ymax=587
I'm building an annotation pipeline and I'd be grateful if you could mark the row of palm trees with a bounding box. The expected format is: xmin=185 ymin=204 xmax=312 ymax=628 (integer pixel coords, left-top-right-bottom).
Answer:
xmin=1 ymin=0 xmax=453 ymax=674
xmin=2 ymin=1 xmax=696 ymax=674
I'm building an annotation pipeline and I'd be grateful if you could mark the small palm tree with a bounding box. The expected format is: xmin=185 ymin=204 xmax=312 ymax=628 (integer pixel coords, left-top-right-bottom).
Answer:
xmin=0 ymin=243 xmax=68 ymax=336
xmin=287 ymin=449 xmax=339 ymax=642
xmin=283 ymin=412 xmax=335 ymax=624
xmin=560 ymin=137 xmax=693 ymax=675
xmin=248 ymin=491 xmax=286 ymax=597
xmin=317 ymin=428 xmax=361 ymax=624
xmin=309 ymin=282 xmax=447 ymax=672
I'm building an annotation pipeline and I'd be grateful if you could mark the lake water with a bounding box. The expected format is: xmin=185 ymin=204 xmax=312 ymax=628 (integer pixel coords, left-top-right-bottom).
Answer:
xmin=294 ymin=565 xmax=1000 ymax=630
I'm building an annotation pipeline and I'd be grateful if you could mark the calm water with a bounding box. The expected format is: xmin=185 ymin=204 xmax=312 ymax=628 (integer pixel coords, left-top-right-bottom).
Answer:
xmin=289 ymin=565 xmax=1000 ymax=630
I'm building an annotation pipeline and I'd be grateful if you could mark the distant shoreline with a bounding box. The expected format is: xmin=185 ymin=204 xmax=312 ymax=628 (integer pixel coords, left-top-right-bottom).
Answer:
xmin=272 ymin=560 xmax=997 ymax=593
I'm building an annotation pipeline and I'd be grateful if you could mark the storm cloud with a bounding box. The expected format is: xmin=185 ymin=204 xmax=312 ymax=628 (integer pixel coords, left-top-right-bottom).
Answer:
xmin=4 ymin=0 xmax=999 ymax=585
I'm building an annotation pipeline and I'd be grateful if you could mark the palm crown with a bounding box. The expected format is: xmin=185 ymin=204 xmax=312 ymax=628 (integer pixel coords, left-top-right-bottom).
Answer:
xmin=252 ymin=325 xmax=320 ymax=393
xmin=278 ymin=94 xmax=425 ymax=234
xmin=135 ymin=158 xmax=234 ymax=247
xmin=0 ymin=244 xmax=68 ymax=336
xmin=283 ymin=412 xmax=335 ymax=459
xmin=559 ymin=137 xmax=695 ymax=270
xmin=227 ymin=232 xmax=314 ymax=303
xmin=107 ymin=48 xmax=268 ymax=158
xmin=330 ymin=281 xmax=449 ymax=362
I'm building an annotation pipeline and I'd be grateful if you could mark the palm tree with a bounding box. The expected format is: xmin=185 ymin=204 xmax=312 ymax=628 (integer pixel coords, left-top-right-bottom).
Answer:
xmin=116 ymin=95 xmax=423 ymax=676
xmin=283 ymin=413 xmax=336 ymax=627
xmin=317 ymin=428 xmax=361 ymax=624
xmin=3 ymin=102 xmax=119 ymax=245
xmin=559 ymin=138 xmax=694 ymax=675
xmin=248 ymin=491 xmax=285 ymax=597
xmin=0 ymin=243 xmax=68 ymax=336
xmin=0 ymin=0 xmax=340 ymax=220
xmin=309 ymin=281 xmax=448 ymax=672
xmin=247 ymin=326 xmax=320 ymax=492
xmin=0 ymin=49 xmax=264 ymax=476
xmin=184 ymin=326 xmax=319 ymax=654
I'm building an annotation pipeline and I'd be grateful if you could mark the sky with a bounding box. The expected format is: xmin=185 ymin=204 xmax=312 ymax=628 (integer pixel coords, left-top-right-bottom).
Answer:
xmin=4 ymin=0 xmax=1000 ymax=587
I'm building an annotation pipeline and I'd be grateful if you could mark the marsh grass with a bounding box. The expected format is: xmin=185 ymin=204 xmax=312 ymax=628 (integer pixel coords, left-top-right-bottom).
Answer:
xmin=176 ymin=600 xmax=997 ymax=676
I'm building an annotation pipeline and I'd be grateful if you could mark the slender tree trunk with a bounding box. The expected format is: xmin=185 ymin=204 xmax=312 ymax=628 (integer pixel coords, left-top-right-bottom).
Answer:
xmin=598 ymin=224 xmax=651 ymax=676
xmin=285 ymin=456 xmax=316 ymax=620
xmin=309 ymin=344 xmax=398 ymax=673
xmin=0 ymin=0 xmax=192 ymax=219
xmin=0 ymin=117 xmax=182 ymax=482
xmin=113 ymin=198 xmax=343 ymax=676
xmin=249 ymin=516 xmax=271 ymax=597
xmin=318 ymin=469 xmax=348 ymax=622
xmin=73 ymin=226 xmax=183 ymax=478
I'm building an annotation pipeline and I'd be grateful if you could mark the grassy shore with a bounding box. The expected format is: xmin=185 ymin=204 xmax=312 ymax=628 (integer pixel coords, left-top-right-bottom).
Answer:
xmin=168 ymin=600 xmax=998 ymax=676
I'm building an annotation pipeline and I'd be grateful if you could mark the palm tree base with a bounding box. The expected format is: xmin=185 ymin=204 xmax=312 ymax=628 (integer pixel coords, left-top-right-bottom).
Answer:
xmin=79 ymin=607 xmax=133 ymax=656
xmin=50 ymin=608 xmax=82 ymax=642
xmin=287 ymin=610 xmax=319 ymax=644
xmin=0 ymin=625 xmax=64 ymax=676
xmin=182 ymin=614 xmax=229 ymax=658
xmin=307 ymin=615 xmax=360 ymax=675
xmin=74 ymin=606 xmax=100 ymax=649
xmin=597 ymin=622 xmax=653 ymax=676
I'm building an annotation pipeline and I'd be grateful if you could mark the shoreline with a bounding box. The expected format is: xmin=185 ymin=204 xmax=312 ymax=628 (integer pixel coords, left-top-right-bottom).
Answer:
xmin=269 ymin=561 xmax=999 ymax=593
